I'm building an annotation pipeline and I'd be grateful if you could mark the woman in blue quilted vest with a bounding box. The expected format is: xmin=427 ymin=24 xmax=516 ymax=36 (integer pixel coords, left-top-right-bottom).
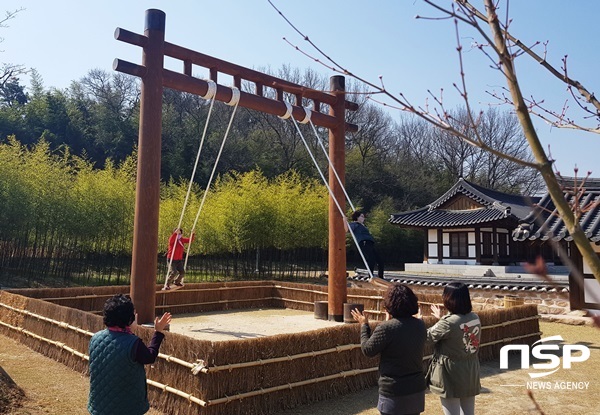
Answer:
xmin=88 ymin=294 xmax=171 ymax=415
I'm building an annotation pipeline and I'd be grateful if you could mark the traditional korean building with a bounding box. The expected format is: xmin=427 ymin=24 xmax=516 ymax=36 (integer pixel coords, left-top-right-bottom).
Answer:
xmin=389 ymin=178 xmax=546 ymax=266
xmin=512 ymin=177 xmax=600 ymax=310
xmin=389 ymin=177 xmax=600 ymax=311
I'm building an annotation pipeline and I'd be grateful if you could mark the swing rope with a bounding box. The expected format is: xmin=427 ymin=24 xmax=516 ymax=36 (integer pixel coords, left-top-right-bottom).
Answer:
xmin=165 ymin=80 xmax=218 ymax=285
xmin=183 ymin=87 xmax=241 ymax=270
xmin=284 ymin=105 xmax=375 ymax=280
xmin=306 ymin=116 xmax=355 ymax=213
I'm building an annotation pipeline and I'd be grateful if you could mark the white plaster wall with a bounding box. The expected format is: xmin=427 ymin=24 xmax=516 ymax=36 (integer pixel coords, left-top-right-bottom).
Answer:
xmin=468 ymin=232 xmax=475 ymax=244
xmin=428 ymin=229 xmax=437 ymax=242
xmin=584 ymin=279 xmax=600 ymax=303
xmin=428 ymin=244 xmax=437 ymax=258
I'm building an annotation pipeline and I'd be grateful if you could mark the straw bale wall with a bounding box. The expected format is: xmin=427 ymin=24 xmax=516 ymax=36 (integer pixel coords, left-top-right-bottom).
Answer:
xmin=0 ymin=282 xmax=540 ymax=415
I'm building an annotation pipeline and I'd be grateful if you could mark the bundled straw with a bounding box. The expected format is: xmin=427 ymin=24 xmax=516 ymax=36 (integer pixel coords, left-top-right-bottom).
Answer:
xmin=0 ymin=282 xmax=541 ymax=415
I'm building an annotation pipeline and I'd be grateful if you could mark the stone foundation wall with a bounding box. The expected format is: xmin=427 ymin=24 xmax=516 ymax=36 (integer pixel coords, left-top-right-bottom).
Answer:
xmin=412 ymin=285 xmax=571 ymax=315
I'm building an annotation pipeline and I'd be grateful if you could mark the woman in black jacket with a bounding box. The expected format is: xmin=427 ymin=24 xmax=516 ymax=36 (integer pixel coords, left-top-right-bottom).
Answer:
xmin=352 ymin=284 xmax=426 ymax=415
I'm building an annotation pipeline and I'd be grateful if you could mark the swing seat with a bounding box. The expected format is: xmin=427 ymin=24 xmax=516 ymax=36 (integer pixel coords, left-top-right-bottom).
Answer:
xmin=161 ymin=284 xmax=184 ymax=292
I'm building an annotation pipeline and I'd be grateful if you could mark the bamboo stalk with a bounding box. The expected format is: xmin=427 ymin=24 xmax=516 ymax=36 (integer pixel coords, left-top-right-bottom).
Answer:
xmin=196 ymin=317 xmax=540 ymax=374
xmin=38 ymin=284 xmax=278 ymax=301
xmin=0 ymin=296 xmax=541 ymax=411
xmin=364 ymin=309 xmax=385 ymax=316
xmin=0 ymin=320 xmax=89 ymax=361
xmin=418 ymin=301 xmax=441 ymax=306
xmin=197 ymin=344 xmax=361 ymax=373
xmin=273 ymin=285 xmax=328 ymax=295
xmin=1 ymin=300 xmax=541 ymax=375
xmin=0 ymin=319 xmax=208 ymax=408
xmin=155 ymin=297 xmax=280 ymax=309
xmin=41 ymin=294 xmax=106 ymax=301
xmin=0 ymin=302 xmax=95 ymax=336
xmin=159 ymin=354 xmax=195 ymax=369
xmin=156 ymin=296 xmax=318 ymax=309
xmin=481 ymin=315 xmax=540 ymax=330
xmin=157 ymin=284 xmax=276 ymax=295
xmin=146 ymin=379 xmax=207 ymax=407
xmin=347 ymin=294 xmax=387 ymax=300
xmin=480 ymin=332 xmax=543 ymax=347
xmin=206 ymin=367 xmax=378 ymax=406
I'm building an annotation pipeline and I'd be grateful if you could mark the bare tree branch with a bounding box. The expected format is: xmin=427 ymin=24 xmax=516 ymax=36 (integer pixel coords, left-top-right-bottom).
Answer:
xmin=269 ymin=0 xmax=538 ymax=169
xmin=269 ymin=0 xmax=600 ymax=284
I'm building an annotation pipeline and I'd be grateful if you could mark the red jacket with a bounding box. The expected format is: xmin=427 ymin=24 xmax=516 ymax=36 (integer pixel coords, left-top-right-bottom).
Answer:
xmin=166 ymin=232 xmax=194 ymax=260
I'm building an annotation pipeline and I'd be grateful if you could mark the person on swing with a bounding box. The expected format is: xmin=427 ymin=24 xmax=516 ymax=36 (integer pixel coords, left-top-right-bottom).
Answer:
xmin=345 ymin=210 xmax=384 ymax=279
xmin=164 ymin=228 xmax=194 ymax=290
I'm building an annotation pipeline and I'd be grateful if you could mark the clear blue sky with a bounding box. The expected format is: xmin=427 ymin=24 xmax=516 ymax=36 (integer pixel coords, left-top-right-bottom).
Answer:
xmin=2 ymin=0 xmax=599 ymax=174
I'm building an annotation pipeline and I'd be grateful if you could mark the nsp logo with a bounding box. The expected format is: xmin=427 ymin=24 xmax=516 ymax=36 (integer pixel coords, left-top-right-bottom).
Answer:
xmin=499 ymin=335 xmax=590 ymax=378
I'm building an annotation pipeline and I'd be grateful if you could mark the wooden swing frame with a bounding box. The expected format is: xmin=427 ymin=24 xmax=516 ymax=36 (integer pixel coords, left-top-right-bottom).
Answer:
xmin=114 ymin=9 xmax=359 ymax=323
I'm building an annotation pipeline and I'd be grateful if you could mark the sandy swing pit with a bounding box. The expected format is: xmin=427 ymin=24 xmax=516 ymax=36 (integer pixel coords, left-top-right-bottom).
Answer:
xmin=169 ymin=308 xmax=343 ymax=341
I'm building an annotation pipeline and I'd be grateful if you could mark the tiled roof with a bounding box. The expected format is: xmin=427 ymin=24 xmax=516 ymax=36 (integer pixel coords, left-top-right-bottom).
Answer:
xmin=513 ymin=177 xmax=600 ymax=242
xmin=390 ymin=178 xmax=537 ymax=228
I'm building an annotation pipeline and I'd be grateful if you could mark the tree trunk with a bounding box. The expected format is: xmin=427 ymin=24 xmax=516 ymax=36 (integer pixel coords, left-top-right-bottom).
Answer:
xmin=484 ymin=0 xmax=600 ymax=284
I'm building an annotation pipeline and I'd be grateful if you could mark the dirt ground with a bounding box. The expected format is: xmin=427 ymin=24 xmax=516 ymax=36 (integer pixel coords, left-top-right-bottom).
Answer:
xmin=168 ymin=308 xmax=344 ymax=340
xmin=1 ymin=310 xmax=599 ymax=415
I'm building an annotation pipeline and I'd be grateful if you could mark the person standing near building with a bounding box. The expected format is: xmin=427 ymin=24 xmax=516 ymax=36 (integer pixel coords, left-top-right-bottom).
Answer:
xmin=164 ymin=228 xmax=194 ymax=290
xmin=426 ymin=282 xmax=481 ymax=415
xmin=345 ymin=210 xmax=384 ymax=278
xmin=351 ymin=284 xmax=427 ymax=415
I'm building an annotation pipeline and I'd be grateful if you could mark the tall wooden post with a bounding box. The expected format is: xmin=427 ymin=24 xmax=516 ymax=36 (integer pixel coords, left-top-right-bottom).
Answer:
xmin=130 ymin=9 xmax=165 ymax=324
xmin=328 ymin=75 xmax=347 ymax=321
xmin=116 ymin=11 xmax=358 ymax=323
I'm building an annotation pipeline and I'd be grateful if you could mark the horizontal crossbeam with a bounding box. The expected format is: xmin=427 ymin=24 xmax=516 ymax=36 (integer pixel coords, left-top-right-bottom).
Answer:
xmin=114 ymin=27 xmax=359 ymax=132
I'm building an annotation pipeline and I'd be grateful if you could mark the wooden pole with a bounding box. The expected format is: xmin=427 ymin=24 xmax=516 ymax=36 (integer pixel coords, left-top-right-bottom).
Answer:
xmin=115 ymin=11 xmax=359 ymax=323
xmin=327 ymin=75 xmax=347 ymax=321
xmin=130 ymin=9 xmax=165 ymax=324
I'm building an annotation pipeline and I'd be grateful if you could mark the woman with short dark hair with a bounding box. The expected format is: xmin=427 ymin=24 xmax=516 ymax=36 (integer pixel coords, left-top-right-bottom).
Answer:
xmin=88 ymin=294 xmax=171 ymax=415
xmin=352 ymin=284 xmax=426 ymax=415
xmin=427 ymin=282 xmax=481 ymax=415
